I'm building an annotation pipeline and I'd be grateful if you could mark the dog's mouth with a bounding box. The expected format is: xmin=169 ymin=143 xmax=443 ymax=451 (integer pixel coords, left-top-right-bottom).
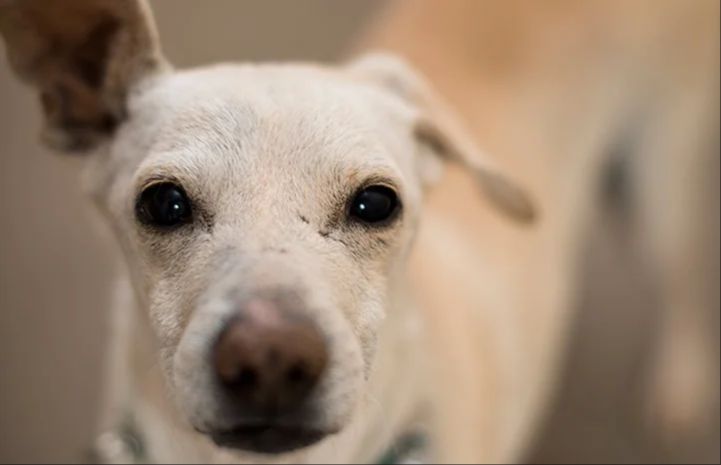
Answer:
xmin=208 ymin=424 xmax=329 ymax=454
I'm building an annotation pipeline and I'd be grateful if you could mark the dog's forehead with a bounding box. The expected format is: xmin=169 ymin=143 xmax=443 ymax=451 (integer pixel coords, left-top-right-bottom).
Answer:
xmin=143 ymin=65 xmax=397 ymax=149
xmin=129 ymin=63 xmax=411 ymax=182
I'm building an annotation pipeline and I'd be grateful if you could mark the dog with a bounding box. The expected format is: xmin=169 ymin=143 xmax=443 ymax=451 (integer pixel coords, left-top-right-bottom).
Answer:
xmin=0 ymin=1 xmax=541 ymax=463
xmin=5 ymin=1 xmax=716 ymax=463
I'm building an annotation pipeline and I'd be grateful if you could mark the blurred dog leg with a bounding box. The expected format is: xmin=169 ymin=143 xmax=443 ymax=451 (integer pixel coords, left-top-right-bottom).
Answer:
xmin=633 ymin=54 xmax=720 ymax=460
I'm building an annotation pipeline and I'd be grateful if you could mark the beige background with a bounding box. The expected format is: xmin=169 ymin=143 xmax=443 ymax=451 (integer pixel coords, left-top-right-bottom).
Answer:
xmin=0 ymin=1 xmax=384 ymax=462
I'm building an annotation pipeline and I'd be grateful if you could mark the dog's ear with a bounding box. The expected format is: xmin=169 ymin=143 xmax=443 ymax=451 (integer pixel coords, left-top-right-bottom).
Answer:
xmin=0 ymin=0 xmax=167 ymax=152
xmin=348 ymin=52 xmax=537 ymax=224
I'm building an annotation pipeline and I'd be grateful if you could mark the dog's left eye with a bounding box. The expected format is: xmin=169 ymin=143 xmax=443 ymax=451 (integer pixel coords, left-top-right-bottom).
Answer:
xmin=349 ymin=185 xmax=400 ymax=225
xmin=136 ymin=182 xmax=192 ymax=228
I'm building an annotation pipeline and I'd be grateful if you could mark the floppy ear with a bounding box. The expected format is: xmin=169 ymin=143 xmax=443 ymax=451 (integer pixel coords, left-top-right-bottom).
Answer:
xmin=348 ymin=52 xmax=537 ymax=224
xmin=0 ymin=0 xmax=167 ymax=152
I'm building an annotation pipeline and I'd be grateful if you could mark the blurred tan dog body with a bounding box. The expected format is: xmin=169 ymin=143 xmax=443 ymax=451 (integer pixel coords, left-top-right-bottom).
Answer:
xmin=365 ymin=0 xmax=719 ymax=461
xmin=0 ymin=1 xmax=537 ymax=463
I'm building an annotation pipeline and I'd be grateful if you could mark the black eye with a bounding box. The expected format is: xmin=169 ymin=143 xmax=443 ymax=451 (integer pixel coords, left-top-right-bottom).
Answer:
xmin=349 ymin=185 xmax=400 ymax=224
xmin=136 ymin=182 xmax=192 ymax=228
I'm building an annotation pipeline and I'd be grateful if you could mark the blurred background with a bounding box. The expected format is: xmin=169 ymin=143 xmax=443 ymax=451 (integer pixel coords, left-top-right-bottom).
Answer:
xmin=0 ymin=1 xmax=718 ymax=463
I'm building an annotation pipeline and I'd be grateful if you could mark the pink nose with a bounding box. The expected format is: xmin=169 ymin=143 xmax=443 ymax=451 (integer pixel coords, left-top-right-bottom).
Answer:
xmin=213 ymin=300 xmax=328 ymax=415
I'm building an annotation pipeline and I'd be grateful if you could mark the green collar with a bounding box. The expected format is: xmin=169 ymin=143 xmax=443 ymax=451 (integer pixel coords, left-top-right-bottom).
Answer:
xmin=376 ymin=431 xmax=428 ymax=464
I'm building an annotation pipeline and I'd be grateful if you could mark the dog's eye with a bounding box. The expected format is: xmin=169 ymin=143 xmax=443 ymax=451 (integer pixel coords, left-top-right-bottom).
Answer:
xmin=136 ymin=182 xmax=192 ymax=228
xmin=349 ymin=185 xmax=399 ymax=224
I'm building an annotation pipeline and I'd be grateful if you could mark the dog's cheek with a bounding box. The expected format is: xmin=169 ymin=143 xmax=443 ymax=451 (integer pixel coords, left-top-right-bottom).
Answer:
xmin=327 ymin=266 xmax=387 ymax=375
xmin=154 ymin=301 xmax=223 ymax=431
xmin=147 ymin=280 xmax=179 ymax=330
xmin=146 ymin=278 xmax=202 ymax=366
xmin=308 ymin=306 xmax=367 ymax=430
xmin=141 ymin=234 xmax=217 ymax=336
xmin=352 ymin=297 xmax=386 ymax=372
xmin=170 ymin=331 xmax=224 ymax=431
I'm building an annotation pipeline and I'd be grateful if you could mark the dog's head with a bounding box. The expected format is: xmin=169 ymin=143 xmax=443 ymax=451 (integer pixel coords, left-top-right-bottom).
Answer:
xmin=1 ymin=0 xmax=535 ymax=455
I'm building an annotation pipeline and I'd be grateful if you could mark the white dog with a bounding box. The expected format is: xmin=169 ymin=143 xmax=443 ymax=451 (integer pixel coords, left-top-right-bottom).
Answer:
xmin=1 ymin=1 xmax=541 ymax=463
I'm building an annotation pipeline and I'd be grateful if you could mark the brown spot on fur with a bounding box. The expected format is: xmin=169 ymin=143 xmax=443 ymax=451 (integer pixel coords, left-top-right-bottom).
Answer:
xmin=318 ymin=229 xmax=352 ymax=248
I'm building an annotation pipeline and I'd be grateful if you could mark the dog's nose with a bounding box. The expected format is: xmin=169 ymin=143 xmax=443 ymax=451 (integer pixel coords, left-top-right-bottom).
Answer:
xmin=213 ymin=299 xmax=328 ymax=415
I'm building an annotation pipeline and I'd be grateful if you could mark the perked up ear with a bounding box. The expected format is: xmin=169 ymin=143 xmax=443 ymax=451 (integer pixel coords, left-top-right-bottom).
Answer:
xmin=0 ymin=0 xmax=168 ymax=152
xmin=348 ymin=52 xmax=538 ymax=224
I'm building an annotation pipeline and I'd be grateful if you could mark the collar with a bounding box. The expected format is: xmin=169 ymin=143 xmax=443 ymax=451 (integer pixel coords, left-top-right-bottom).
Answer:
xmin=93 ymin=416 xmax=428 ymax=464
xmin=375 ymin=430 xmax=428 ymax=464
xmin=91 ymin=414 xmax=147 ymax=464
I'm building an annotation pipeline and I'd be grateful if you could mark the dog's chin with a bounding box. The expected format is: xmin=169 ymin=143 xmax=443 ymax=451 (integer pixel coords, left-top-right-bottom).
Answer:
xmin=208 ymin=424 xmax=330 ymax=454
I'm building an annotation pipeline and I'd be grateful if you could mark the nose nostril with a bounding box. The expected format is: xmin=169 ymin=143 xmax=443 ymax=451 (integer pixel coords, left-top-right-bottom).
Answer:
xmin=286 ymin=363 xmax=309 ymax=386
xmin=234 ymin=367 xmax=259 ymax=389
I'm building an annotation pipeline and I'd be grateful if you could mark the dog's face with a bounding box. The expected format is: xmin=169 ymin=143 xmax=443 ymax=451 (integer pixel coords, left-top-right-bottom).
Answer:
xmin=1 ymin=0 xmax=534 ymax=455
xmin=108 ymin=64 xmax=425 ymax=452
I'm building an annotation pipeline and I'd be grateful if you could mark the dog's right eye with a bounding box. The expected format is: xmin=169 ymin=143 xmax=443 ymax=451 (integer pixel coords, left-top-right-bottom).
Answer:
xmin=349 ymin=185 xmax=400 ymax=225
xmin=136 ymin=182 xmax=192 ymax=228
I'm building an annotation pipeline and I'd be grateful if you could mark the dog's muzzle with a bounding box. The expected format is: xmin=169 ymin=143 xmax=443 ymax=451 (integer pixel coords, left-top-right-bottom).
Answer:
xmin=207 ymin=298 xmax=331 ymax=453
